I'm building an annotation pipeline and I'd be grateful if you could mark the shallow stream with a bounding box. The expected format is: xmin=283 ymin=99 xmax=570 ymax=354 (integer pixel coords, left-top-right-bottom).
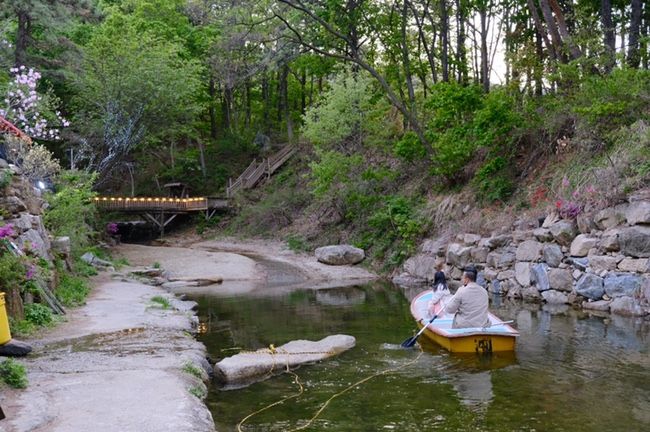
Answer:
xmin=188 ymin=261 xmax=650 ymax=432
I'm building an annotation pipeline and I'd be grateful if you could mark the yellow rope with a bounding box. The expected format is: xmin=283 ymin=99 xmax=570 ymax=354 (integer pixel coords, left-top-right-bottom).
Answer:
xmin=235 ymin=344 xmax=425 ymax=432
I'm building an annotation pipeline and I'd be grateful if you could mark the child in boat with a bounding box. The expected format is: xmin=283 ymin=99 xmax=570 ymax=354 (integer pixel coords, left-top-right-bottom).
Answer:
xmin=427 ymin=262 xmax=451 ymax=317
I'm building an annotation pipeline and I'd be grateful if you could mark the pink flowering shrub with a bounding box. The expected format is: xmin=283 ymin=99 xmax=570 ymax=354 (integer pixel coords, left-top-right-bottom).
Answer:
xmin=0 ymin=223 xmax=15 ymax=239
xmin=1 ymin=66 xmax=69 ymax=140
xmin=106 ymin=222 xmax=119 ymax=235
xmin=554 ymin=177 xmax=601 ymax=219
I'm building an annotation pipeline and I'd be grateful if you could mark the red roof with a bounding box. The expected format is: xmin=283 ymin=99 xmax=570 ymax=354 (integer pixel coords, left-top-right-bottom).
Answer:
xmin=0 ymin=115 xmax=32 ymax=143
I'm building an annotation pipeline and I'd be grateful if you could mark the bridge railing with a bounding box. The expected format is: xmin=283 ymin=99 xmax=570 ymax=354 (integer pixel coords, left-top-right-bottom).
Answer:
xmin=226 ymin=143 xmax=296 ymax=197
xmin=93 ymin=196 xmax=209 ymax=212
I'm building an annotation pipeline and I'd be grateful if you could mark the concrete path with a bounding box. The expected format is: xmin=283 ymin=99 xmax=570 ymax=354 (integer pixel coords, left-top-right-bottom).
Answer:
xmin=0 ymin=274 xmax=215 ymax=432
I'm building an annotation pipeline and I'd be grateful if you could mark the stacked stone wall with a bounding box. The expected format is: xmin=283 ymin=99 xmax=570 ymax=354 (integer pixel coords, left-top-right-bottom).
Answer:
xmin=396 ymin=191 xmax=650 ymax=317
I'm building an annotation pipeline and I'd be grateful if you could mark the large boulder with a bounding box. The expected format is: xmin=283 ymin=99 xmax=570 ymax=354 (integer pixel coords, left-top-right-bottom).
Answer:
xmin=516 ymin=240 xmax=543 ymax=262
xmin=575 ymin=274 xmax=604 ymax=300
xmin=214 ymin=335 xmax=356 ymax=387
xmin=609 ymin=296 xmax=644 ymax=316
xmin=404 ymin=254 xmax=439 ymax=280
xmin=541 ymin=290 xmax=569 ymax=304
xmin=514 ymin=262 xmax=531 ymax=287
xmin=543 ymin=244 xmax=563 ymax=267
xmin=604 ymin=273 xmax=642 ymax=298
xmin=0 ymin=339 xmax=32 ymax=357
xmin=484 ymin=234 xmax=512 ymax=250
xmin=549 ymin=221 xmax=578 ymax=246
xmin=548 ymin=268 xmax=573 ymax=292
xmin=589 ymin=255 xmax=620 ymax=273
xmin=569 ymin=235 xmax=598 ymax=257
xmin=533 ymin=228 xmax=553 ymax=242
xmin=617 ymin=258 xmax=649 ymax=273
xmin=594 ymin=204 xmax=628 ymax=230
xmin=530 ymin=263 xmax=550 ymax=291
xmin=582 ymin=300 xmax=611 ymax=312
xmin=600 ymin=229 xmax=620 ymax=252
xmin=618 ymin=226 xmax=650 ymax=258
xmin=315 ymin=245 xmax=365 ymax=265
xmin=497 ymin=251 xmax=516 ymax=269
xmin=446 ymin=243 xmax=472 ymax=268
xmin=625 ymin=201 xmax=650 ymax=225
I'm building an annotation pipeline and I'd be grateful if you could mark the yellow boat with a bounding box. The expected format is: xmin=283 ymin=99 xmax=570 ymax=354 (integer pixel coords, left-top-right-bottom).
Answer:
xmin=409 ymin=290 xmax=518 ymax=353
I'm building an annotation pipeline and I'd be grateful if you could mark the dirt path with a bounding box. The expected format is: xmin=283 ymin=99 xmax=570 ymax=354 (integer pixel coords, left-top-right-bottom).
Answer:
xmin=0 ymin=238 xmax=378 ymax=432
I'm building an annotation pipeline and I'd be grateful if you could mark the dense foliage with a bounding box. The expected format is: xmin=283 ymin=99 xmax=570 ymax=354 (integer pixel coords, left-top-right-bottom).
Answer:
xmin=0 ymin=0 xmax=648 ymax=269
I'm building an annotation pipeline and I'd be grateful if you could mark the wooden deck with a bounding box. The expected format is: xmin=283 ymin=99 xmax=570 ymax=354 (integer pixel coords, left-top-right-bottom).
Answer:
xmin=93 ymin=196 xmax=229 ymax=234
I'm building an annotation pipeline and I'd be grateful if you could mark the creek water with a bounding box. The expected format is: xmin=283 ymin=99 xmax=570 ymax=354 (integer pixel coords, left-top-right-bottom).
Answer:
xmin=189 ymin=264 xmax=650 ymax=432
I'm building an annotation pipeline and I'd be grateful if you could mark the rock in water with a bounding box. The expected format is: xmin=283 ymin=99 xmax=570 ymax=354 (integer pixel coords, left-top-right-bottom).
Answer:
xmin=214 ymin=335 xmax=356 ymax=388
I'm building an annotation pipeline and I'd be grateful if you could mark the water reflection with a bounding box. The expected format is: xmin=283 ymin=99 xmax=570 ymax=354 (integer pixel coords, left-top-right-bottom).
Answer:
xmin=188 ymin=278 xmax=650 ymax=432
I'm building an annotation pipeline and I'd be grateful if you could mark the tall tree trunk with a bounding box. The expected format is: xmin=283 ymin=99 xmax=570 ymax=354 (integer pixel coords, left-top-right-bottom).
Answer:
xmin=5 ymin=286 xmax=24 ymax=321
xmin=401 ymin=0 xmax=416 ymax=112
xmin=245 ymin=80 xmax=252 ymax=128
xmin=440 ymin=0 xmax=450 ymax=82
xmin=642 ymin=1 xmax=649 ymax=69
xmin=15 ymin=10 xmax=30 ymax=67
xmin=480 ymin=6 xmax=489 ymax=92
xmin=409 ymin=0 xmax=438 ymax=84
xmin=628 ymin=0 xmax=643 ymax=68
xmin=527 ymin=0 xmax=557 ymax=62
xmin=538 ymin=0 xmax=566 ymax=62
xmin=281 ymin=65 xmax=293 ymax=141
xmin=222 ymin=85 xmax=232 ymax=132
xmin=262 ymin=71 xmax=270 ymax=133
xmin=548 ymin=0 xmax=582 ymax=60
xmin=197 ymin=140 xmax=206 ymax=178
xmin=535 ymin=29 xmax=544 ymax=95
xmin=208 ymin=77 xmax=218 ymax=139
xmin=456 ymin=0 xmax=468 ymax=84
xmin=601 ymin=0 xmax=616 ymax=73
xmin=300 ymin=68 xmax=307 ymax=114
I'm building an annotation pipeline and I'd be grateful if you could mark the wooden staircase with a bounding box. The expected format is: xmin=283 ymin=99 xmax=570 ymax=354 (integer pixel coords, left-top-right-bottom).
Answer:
xmin=226 ymin=143 xmax=296 ymax=197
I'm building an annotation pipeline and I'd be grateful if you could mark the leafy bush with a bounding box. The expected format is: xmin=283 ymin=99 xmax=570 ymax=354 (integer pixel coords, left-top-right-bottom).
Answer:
xmin=0 ymin=358 xmax=28 ymax=388
xmin=473 ymin=157 xmax=515 ymax=203
xmin=309 ymin=150 xmax=363 ymax=198
xmin=303 ymin=69 xmax=391 ymax=150
xmin=365 ymin=196 xmax=424 ymax=265
xmin=23 ymin=303 xmax=53 ymax=326
xmin=0 ymin=252 xmax=27 ymax=294
xmin=44 ymin=171 xmax=98 ymax=256
xmin=56 ymin=273 xmax=91 ymax=307
xmin=286 ymin=235 xmax=310 ymax=253
xmin=393 ymin=131 xmax=426 ymax=161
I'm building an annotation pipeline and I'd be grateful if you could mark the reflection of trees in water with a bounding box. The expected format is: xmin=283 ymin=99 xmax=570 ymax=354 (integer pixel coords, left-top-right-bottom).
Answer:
xmin=451 ymin=370 xmax=493 ymax=412
xmin=315 ymin=287 xmax=366 ymax=306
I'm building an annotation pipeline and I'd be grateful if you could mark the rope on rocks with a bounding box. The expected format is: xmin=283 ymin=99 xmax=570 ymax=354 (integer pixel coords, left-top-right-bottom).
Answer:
xmin=235 ymin=344 xmax=425 ymax=432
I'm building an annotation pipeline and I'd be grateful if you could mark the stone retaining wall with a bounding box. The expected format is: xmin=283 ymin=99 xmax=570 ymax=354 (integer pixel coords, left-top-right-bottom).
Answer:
xmin=395 ymin=191 xmax=650 ymax=317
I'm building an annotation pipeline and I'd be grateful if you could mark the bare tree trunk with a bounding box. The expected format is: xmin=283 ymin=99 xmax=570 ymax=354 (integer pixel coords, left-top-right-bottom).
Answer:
xmin=401 ymin=0 xmax=416 ymax=112
xmin=281 ymin=65 xmax=293 ymax=141
xmin=527 ymin=0 xmax=557 ymax=61
xmin=601 ymin=0 xmax=616 ymax=72
xmin=409 ymin=0 xmax=438 ymax=84
xmin=535 ymin=29 xmax=544 ymax=95
xmin=262 ymin=70 xmax=270 ymax=133
xmin=222 ymin=85 xmax=232 ymax=132
xmin=15 ymin=10 xmax=30 ymax=67
xmin=300 ymin=68 xmax=307 ymax=114
xmin=480 ymin=6 xmax=489 ymax=92
xmin=538 ymin=0 xmax=566 ymax=62
xmin=440 ymin=0 xmax=450 ymax=82
xmin=456 ymin=0 xmax=468 ymax=84
xmin=208 ymin=77 xmax=218 ymax=139
xmin=548 ymin=0 xmax=582 ymax=60
xmin=628 ymin=0 xmax=643 ymax=68
xmin=245 ymin=80 xmax=252 ymax=128
xmin=197 ymin=140 xmax=206 ymax=178
xmin=5 ymin=286 xmax=24 ymax=321
xmin=642 ymin=1 xmax=649 ymax=69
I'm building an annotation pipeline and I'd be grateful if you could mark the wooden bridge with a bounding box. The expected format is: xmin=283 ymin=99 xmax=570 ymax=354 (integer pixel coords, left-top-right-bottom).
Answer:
xmin=94 ymin=196 xmax=229 ymax=234
xmin=226 ymin=143 xmax=296 ymax=197
xmin=93 ymin=143 xmax=296 ymax=234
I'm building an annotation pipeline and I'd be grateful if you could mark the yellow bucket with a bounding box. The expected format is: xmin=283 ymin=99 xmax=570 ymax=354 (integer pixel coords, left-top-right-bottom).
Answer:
xmin=0 ymin=292 xmax=12 ymax=345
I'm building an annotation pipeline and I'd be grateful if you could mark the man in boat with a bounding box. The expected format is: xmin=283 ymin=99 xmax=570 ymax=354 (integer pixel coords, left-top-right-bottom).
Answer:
xmin=444 ymin=266 xmax=490 ymax=329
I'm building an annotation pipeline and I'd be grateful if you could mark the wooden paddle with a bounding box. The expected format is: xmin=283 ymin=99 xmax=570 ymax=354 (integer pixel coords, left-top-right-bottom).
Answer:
xmin=401 ymin=314 xmax=441 ymax=348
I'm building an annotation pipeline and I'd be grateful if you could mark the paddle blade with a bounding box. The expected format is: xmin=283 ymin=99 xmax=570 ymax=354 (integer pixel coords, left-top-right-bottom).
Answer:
xmin=401 ymin=336 xmax=418 ymax=348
